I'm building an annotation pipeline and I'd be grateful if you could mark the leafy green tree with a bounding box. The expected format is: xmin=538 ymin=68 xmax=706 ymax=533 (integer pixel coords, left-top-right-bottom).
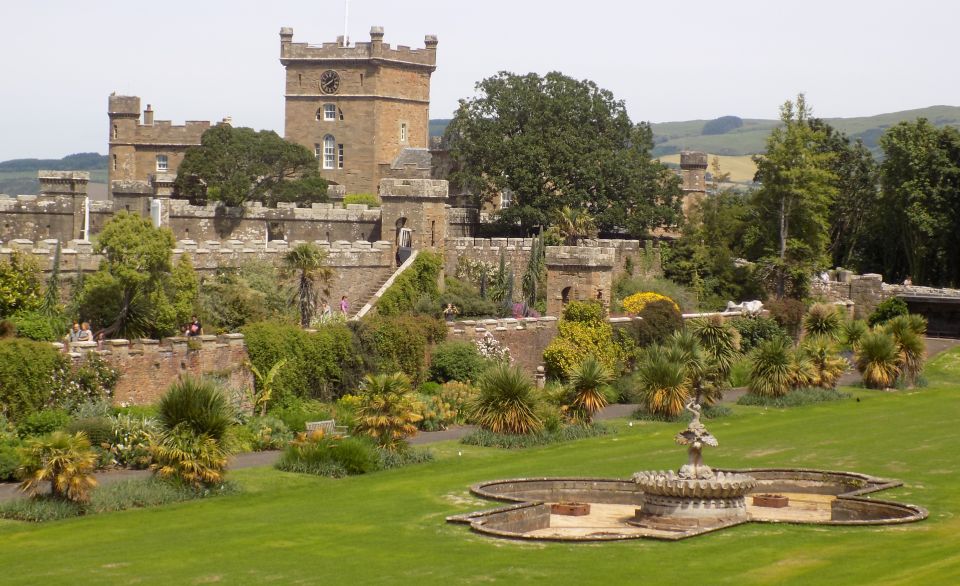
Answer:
xmin=282 ymin=243 xmax=334 ymax=328
xmin=0 ymin=251 xmax=43 ymax=318
xmin=76 ymin=212 xmax=197 ymax=339
xmin=871 ymin=120 xmax=960 ymax=286
xmin=445 ymin=71 xmax=681 ymax=235
xmin=751 ymin=95 xmax=838 ymax=297
xmin=174 ymin=124 xmax=329 ymax=207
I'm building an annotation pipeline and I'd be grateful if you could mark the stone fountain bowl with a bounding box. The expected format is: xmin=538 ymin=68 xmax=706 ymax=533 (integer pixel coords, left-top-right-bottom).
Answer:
xmin=632 ymin=470 xmax=758 ymax=499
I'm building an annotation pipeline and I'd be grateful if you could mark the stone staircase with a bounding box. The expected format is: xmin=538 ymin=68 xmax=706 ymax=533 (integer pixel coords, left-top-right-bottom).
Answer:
xmin=353 ymin=250 xmax=420 ymax=320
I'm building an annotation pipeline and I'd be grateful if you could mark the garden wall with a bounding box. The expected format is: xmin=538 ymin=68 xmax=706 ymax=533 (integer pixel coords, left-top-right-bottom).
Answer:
xmin=63 ymin=334 xmax=252 ymax=406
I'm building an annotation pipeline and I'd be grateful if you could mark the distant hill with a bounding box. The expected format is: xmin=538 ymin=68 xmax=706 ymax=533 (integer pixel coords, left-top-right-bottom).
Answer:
xmin=429 ymin=119 xmax=451 ymax=138
xmin=0 ymin=153 xmax=108 ymax=196
xmin=651 ymin=106 xmax=960 ymax=157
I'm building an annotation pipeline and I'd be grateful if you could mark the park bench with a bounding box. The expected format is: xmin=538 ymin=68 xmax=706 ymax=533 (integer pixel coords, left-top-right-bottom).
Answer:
xmin=305 ymin=419 xmax=349 ymax=436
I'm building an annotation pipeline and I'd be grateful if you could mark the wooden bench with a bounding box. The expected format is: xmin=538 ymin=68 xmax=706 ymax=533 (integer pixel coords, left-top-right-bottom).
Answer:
xmin=305 ymin=419 xmax=348 ymax=436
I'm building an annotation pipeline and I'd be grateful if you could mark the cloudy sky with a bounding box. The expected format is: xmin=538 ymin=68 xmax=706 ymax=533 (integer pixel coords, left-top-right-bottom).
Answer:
xmin=0 ymin=0 xmax=956 ymax=160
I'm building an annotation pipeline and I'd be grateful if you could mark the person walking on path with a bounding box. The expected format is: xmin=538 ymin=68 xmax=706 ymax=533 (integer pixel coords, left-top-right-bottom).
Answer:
xmin=340 ymin=295 xmax=349 ymax=317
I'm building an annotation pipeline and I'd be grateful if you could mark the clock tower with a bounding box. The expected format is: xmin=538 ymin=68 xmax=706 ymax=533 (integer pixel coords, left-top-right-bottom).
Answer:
xmin=280 ymin=26 xmax=438 ymax=195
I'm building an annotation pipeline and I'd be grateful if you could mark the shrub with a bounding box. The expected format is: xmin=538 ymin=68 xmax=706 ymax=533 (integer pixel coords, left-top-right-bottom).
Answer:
xmin=631 ymin=403 xmax=732 ymax=422
xmin=634 ymin=347 xmax=691 ymax=417
xmin=17 ymin=408 xmax=71 ymax=438
xmin=766 ymin=297 xmax=807 ymax=339
xmin=65 ymin=417 xmax=114 ymax=448
xmin=868 ymin=297 xmax=909 ymax=327
xmin=243 ymin=321 xmax=363 ymax=402
xmin=0 ymin=495 xmax=83 ymax=522
xmin=243 ymin=416 xmax=293 ymax=451
xmin=269 ymin=398 xmax=334 ymax=433
xmin=150 ymin=425 xmax=230 ymax=489
xmin=798 ymin=336 xmax=848 ymax=389
xmin=415 ymin=393 xmax=457 ymax=431
xmin=737 ymin=387 xmax=850 ymax=408
xmin=840 ymin=319 xmax=869 ymax=351
xmin=748 ymin=337 xmax=794 ymax=398
xmin=884 ymin=315 xmax=927 ymax=385
xmin=544 ymin=318 xmax=619 ymax=379
xmin=625 ymin=299 xmax=684 ymax=348
xmin=438 ymin=277 xmax=499 ymax=318
xmin=437 ymin=381 xmax=478 ymax=425
xmin=0 ymin=338 xmax=68 ymax=422
xmin=377 ymin=446 xmax=434 ymax=469
xmin=0 ymin=437 xmax=21 ymax=481
xmin=376 ymin=252 xmax=443 ymax=317
xmin=803 ymin=303 xmax=843 ymax=340
xmin=562 ymin=300 xmax=606 ymax=323
xmin=351 ymin=315 xmax=445 ymax=384
xmin=613 ymin=275 xmax=697 ymax=312
xmin=18 ymin=431 xmax=98 ymax=503
xmin=730 ymin=316 xmax=787 ymax=352
xmin=276 ymin=432 xmax=379 ymax=477
xmin=108 ymin=413 xmax=157 ymax=469
xmin=429 ymin=341 xmax=488 ymax=383
xmin=469 ymin=364 xmax=542 ymax=435
xmin=10 ymin=310 xmax=61 ymax=342
xmin=856 ymin=331 xmax=900 ymax=389
xmin=354 ymin=373 xmax=422 ymax=450
xmin=622 ymin=292 xmax=679 ymax=315
xmin=460 ymin=423 xmax=609 ymax=449
xmin=342 ymin=193 xmax=381 ymax=207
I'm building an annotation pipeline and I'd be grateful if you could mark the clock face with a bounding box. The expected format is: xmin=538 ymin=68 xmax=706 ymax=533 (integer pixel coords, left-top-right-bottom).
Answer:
xmin=320 ymin=70 xmax=341 ymax=94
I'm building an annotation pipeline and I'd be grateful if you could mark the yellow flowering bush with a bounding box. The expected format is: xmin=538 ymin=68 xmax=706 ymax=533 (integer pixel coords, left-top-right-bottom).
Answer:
xmin=543 ymin=320 xmax=620 ymax=379
xmin=623 ymin=292 xmax=679 ymax=315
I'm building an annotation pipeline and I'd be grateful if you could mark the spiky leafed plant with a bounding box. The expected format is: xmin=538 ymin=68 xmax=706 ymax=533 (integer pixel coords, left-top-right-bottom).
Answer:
xmin=157 ymin=376 xmax=235 ymax=441
xmin=635 ymin=346 xmax=691 ymax=417
xmin=688 ymin=316 xmax=741 ymax=380
xmin=470 ymin=364 xmax=543 ymax=435
xmin=247 ymin=358 xmax=288 ymax=417
xmin=565 ymin=356 xmax=614 ymax=423
xmin=789 ymin=348 xmax=818 ymax=389
xmin=282 ymin=243 xmax=334 ymax=327
xmin=354 ymin=373 xmax=422 ymax=450
xmin=803 ymin=303 xmax=843 ymax=340
xmin=151 ymin=376 xmax=235 ymax=487
xmin=18 ymin=431 xmax=98 ymax=503
xmin=840 ymin=319 xmax=869 ymax=351
xmin=554 ymin=206 xmax=598 ymax=245
xmin=151 ymin=425 xmax=230 ymax=489
xmin=800 ymin=335 xmax=848 ymax=388
xmin=748 ymin=337 xmax=794 ymax=397
xmin=666 ymin=330 xmax=721 ymax=404
xmin=885 ymin=313 xmax=927 ymax=338
xmin=856 ymin=331 xmax=900 ymax=389
xmin=883 ymin=315 xmax=926 ymax=385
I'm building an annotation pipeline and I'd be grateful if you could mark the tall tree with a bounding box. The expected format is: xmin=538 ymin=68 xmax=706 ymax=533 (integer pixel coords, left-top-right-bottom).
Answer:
xmin=874 ymin=120 xmax=960 ymax=286
xmin=751 ymin=95 xmax=838 ymax=297
xmin=282 ymin=243 xmax=334 ymax=327
xmin=444 ymin=71 xmax=681 ymax=235
xmin=174 ymin=124 xmax=328 ymax=207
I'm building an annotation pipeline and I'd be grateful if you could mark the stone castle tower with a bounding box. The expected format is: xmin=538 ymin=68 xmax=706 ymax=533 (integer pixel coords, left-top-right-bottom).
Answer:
xmin=679 ymin=150 xmax=708 ymax=216
xmin=279 ymin=26 xmax=438 ymax=195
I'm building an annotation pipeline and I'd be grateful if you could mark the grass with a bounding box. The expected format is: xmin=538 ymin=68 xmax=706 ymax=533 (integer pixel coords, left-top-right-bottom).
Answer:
xmin=0 ymin=348 xmax=959 ymax=584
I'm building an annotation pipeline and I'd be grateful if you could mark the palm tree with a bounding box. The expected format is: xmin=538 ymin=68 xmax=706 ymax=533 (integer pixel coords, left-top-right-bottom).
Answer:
xmin=688 ymin=316 xmax=741 ymax=380
xmin=554 ymin=206 xmax=598 ymax=245
xmin=635 ymin=345 xmax=691 ymax=417
xmin=840 ymin=319 xmax=869 ymax=351
xmin=565 ymin=356 xmax=614 ymax=423
xmin=282 ymin=243 xmax=334 ymax=327
xmin=856 ymin=331 xmax=900 ymax=389
xmin=800 ymin=335 xmax=848 ymax=388
xmin=354 ymin=373 xmax=422 ymax=450
xmin=803 ymin=303 xmax=843 ymax=340
xmin=884 ymin=315 xmax=926 ymax=386
xmin=18 ymin=431 xmax=98 ymax=503
xmin=469 ymin=364 xmax=543 ymax=435
xmin=748 ymin=337 xmax=794 ymax=397
xmin=157 ymin=376 xmax=235 ymax=441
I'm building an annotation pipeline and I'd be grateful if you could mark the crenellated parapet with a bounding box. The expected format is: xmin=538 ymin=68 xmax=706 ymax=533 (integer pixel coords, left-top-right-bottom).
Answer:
xmin=280 ymin=26 xmax=437 ymax=69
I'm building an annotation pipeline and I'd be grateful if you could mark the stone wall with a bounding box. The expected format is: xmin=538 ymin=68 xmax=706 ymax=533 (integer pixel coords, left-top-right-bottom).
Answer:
xmin=65 ymin=334 xmax=251 ymax=406
xmin=445 ymin=317 xmax=559 ymax=373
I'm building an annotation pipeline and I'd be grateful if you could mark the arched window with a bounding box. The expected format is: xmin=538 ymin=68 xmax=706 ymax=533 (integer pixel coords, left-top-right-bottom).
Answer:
xmin=322 ymin=135 xmax=335 ymax=169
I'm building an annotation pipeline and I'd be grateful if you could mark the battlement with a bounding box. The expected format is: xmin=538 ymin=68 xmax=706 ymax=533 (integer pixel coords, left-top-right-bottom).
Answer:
xmin=546 ymin=245 xmax=616 ymax=267
xmin=680 ymin=151 xmax=708 ymax=169
xmin=280 ymin=26 xmax=437 ymax=68
xmin=445 ymin=237 xmax=649 ymax=253
xmin=380 ymin=178 xmax=448 ymax=199
xmin=165 ymin=198 xmax=382 ymax=222
xmin=108 ymin=94 xmax=140 ymax=116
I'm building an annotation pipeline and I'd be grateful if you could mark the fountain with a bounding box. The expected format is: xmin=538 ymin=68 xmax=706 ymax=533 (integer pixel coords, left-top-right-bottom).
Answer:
xmin=448 ymin=400 xmax=927 ymax=541
xmin=629 ymin=401 xmax=757 ymax=528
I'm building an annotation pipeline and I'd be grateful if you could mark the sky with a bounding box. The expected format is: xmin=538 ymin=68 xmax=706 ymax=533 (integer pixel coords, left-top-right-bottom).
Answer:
xmin=0 ymin=0 xmax=957 ymax=161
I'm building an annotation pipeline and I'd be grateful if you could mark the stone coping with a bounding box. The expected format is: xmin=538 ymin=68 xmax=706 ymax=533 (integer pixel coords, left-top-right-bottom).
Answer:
xmin=448 ymin=469 xmax=928 ymax=542
xmin=55 ymin=333 xmax=247 ymax=355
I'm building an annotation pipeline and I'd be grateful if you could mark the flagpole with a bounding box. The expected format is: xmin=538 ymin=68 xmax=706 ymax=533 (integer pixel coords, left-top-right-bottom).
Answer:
xmin=343 ymin=0 xmax=350 ymax=46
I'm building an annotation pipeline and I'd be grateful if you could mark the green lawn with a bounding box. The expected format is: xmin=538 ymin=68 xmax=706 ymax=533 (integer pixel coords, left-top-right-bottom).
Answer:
xmin=2 ymin=349 xmax=960 ymax=584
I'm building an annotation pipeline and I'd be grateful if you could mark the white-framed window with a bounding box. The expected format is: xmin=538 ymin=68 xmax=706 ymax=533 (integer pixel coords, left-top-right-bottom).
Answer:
xmin=500 ymin=189 xmax=513 ymax=209
xmin=400 ymin=122 xmax=408 ymax=143
xmin=338 ymin=144 xmax=344 ymax=169
xmin=323 ymin=104 xmax=336 ymax=121
xmin=156 ymin=154 xmax=168 ymax=172
xmin=323 ymin=135 xmax=335 ymax=169
xmin=314 ymin=144 xmax=321 ymax=160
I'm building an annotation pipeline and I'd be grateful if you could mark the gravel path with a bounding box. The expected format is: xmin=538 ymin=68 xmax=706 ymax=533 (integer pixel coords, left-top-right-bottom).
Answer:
xmin=3 ymin=337 xmax=957 ymax=504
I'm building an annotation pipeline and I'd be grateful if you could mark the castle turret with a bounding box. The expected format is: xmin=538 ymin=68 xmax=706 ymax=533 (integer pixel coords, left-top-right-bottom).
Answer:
xmin=679 ymin=151 xmax=708 ymax=218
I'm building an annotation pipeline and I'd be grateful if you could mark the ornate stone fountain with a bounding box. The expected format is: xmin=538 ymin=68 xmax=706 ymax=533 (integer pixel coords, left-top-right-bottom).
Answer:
xmin=630 ymin=401 xmax=757 ymax=527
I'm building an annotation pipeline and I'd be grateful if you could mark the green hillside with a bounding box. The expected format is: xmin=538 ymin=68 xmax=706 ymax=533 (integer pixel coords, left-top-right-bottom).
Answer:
xmin=0 ymin=153 xmax=107 ymax=196
xmin=651 ymin=105 xmax=960 ymax=156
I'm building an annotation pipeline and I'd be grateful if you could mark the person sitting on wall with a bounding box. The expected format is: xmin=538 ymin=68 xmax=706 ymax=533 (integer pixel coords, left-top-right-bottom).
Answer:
xmin=76 ymin=322 xmax=93 ymax=342
xmin=186 ymin=315 xmax=203 ymax=337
